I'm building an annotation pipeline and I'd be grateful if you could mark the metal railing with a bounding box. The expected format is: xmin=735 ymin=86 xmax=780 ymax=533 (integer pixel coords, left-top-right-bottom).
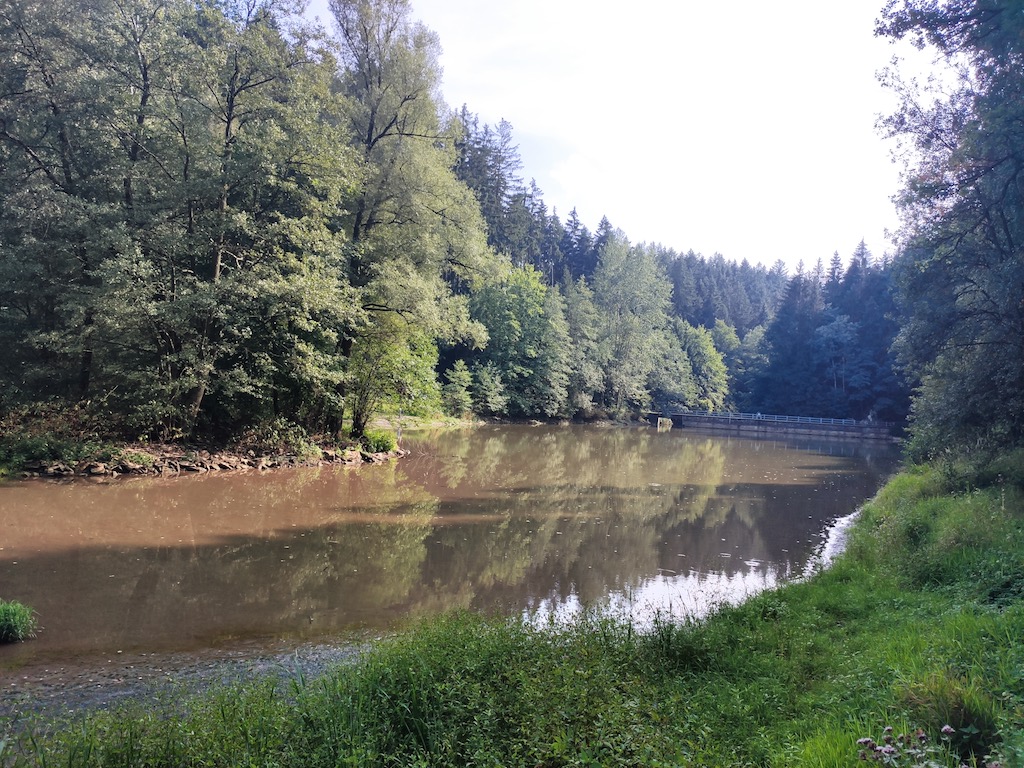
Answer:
xmin=677 ymin=410 xmax=893 ymax=428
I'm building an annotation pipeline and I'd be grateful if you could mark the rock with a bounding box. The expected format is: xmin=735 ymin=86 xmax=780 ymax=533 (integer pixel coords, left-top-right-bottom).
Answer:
xmin=85 ymin=462 xmax=109 ymax=476
xmin=115 ymin=460 xmax=147 ymax=474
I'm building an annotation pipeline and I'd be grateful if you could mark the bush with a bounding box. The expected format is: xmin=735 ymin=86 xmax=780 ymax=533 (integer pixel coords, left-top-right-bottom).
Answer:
xmin=361 ymin=429 xmax=397 ymax=453
xmin=236 ymin=418 xmax=322 ymax=461
xmin=0 ymin=599 xmax=37 ymax=642
xmin=0 ymin=400 xmax=116 ymax=471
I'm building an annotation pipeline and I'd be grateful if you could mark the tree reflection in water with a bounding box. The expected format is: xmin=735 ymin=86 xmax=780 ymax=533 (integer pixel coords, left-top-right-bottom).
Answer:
xmin=0 ymin=425 xmax=898 ymax=665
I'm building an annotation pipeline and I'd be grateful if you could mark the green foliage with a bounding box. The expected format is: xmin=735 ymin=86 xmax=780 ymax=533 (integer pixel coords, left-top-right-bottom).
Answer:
xmin=750 ymin=250 xmax=909 ymax=421
xmin=468 ymin=265 xmax=570 ymax=418
xmin=361 ymin=428 xmax=397 ymax=453
xmin=672 ymin=320 xmax=729 ymax=411
xmin=440 ymin=360 xmax=474 ymax=417
xmin=469 ymin=362 xmax=509 ymax=416
xmin=592 ymin=235 xmax=672 ymax=413
xmin=236 ymin=418 xmax=323 ymax=461
xmin=561 ymin=275 xmax=605 ymax=414
xmin=880 ymin=0 xmax=1024 ymax=457
xmin=0 ymin=401 xmax=115 ymax=471
xmin=346 ymin=319 xmax=442 ymax=438
xmin=0 ymin=0 xmax=921 ymax=439
xmin=0 ymin=599 xmax=37 ymax=643
xmin=853 ymin=726 xmax=963 ymax=766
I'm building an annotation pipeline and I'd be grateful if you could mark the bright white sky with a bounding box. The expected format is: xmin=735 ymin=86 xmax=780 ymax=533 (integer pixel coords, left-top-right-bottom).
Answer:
xmin=307 ymin=0 xmax=925 ymax=272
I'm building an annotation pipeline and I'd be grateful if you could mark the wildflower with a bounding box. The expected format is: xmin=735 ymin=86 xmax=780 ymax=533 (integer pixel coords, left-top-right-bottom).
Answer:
xmin=941 ymin=724 xmax=956 ymax=736
xmin=879 ymin=744 xmax=898 ymax=756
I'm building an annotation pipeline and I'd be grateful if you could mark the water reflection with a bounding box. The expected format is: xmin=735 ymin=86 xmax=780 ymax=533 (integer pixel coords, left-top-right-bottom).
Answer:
xmin=0 ymin=425 xmax=898 ymax=669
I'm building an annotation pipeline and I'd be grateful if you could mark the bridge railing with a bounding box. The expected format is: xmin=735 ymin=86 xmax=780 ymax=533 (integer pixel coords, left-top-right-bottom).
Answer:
xmin=679 ymin=410 xmax=891 ymax=428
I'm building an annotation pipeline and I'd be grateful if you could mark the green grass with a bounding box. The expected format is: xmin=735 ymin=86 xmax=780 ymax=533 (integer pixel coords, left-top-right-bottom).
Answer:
xmin=0 ymin=601 xmax=37 ymax=644
xmin=3 ymin=463 xmax=1024 ymax=766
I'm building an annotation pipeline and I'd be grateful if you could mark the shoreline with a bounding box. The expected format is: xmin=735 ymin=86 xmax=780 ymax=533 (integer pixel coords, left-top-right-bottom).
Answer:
xmin=1 ymin=637 xmax=372 ymax=728
xmin=13 ymin=443 xmax=407 ymax=482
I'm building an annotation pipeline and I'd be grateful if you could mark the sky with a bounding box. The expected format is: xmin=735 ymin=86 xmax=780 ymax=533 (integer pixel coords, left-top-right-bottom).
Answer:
xmin=306 ymin=0 xmax=928 ymax=272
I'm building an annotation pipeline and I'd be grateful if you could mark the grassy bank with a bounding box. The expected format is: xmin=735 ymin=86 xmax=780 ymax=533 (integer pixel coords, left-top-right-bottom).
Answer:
xmin=2 ymin=461 xmax=1022 ymax=767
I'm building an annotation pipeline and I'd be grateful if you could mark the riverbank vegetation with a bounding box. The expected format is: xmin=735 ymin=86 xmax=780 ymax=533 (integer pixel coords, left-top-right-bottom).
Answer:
xmin=2 ymin=0 xmax=1023 ymax=761
xmin=3 ymin=459 xmax=1021 ymax=766
xmin=0 ymin=0 xmax=914 ymax=475
xmin=0 ymin=601 xmax=36 ymax=644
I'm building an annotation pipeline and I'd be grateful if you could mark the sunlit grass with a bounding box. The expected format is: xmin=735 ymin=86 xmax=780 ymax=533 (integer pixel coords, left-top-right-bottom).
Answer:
xmin=4 ymin=462 xmax=1024 ymax=766
xmin=0 ymin=601 xmax=36 ymax=643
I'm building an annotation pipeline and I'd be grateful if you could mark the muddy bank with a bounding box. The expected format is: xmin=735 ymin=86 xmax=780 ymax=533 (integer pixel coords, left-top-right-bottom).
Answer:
xmin=16 ymin=444 xmax=406 ymax=481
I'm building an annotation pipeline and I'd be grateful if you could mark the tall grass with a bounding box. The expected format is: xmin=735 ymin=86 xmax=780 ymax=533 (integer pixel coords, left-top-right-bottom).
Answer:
xmin=4 ymin=462 xmax=1023 ymax=766
xmin=0 ymin=601 xmax=36 ymax=643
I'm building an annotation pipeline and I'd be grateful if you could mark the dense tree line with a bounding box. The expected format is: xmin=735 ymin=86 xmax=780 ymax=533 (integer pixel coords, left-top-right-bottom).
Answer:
xmin=0 ymin=0 xmax=917 ymax=449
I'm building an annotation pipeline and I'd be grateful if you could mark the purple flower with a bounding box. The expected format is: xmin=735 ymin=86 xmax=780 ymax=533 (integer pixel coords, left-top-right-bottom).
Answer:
xmin=941 ymin=724 xmax=956 ymax=736
xmin=880 ymin=744 xmax=898 ymax=756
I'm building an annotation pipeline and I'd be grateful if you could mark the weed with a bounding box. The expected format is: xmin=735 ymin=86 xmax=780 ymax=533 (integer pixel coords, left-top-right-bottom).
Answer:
xmin=0 ymin=600 xmax=37 ymax=643
xmin=855 ymin=725 xmax=962 ymax=766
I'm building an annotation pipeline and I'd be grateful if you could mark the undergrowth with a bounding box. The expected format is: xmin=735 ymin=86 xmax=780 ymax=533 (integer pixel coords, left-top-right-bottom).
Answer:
xmin=3 ymin=461 xmax=1023 ymax=766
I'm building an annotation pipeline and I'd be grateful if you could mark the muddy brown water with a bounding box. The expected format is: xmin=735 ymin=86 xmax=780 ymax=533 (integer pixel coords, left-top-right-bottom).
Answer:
xmin=0 ymin=424 xmax=899 ymax=721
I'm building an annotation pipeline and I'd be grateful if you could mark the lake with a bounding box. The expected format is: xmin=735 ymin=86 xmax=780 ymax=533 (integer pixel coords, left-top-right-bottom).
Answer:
xmin=0 ymin=424 xmax=898 ymax=712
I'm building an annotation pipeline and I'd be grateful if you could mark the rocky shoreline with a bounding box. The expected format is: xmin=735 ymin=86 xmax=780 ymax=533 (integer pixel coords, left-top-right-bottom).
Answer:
xmin=16 ymin=445 xmax=407 ymax=481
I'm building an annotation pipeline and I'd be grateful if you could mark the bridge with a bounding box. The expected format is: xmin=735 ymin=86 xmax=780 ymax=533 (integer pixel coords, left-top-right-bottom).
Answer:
xmin=649 ymin=410 xmax=900 ymax=441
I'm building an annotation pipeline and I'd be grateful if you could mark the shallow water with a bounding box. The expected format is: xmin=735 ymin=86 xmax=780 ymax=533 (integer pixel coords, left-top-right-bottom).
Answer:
xmin=0 ymin=424 xmax=898 ymax=716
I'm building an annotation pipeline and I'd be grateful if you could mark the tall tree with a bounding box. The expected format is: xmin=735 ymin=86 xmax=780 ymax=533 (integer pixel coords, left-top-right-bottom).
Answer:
xmin=468 ymin=265 xmax=570 ymax=417
xmin=329 ymin=0 xmax=491 ymax=435
xmin=561 ymin=208 xmax=595 ymax=281
xmin=591 ymin=236 xmax=671 ymax=413
xmin=753 ymin=269 xmax=825 ymax=415
xmin=562 ymin=275 xmax=604 ymax=414
xmin=0 ymin=0 xmax=360 ymax=438
xmin=878 ymin=0 xmax=1024 ymax=455
xmin=674 ymin=320 xmax=728 ymax=412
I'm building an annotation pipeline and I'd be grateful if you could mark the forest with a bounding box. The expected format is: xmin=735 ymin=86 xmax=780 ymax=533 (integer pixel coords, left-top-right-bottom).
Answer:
xmin=0 ymin=0 xmax=1020 ymax=463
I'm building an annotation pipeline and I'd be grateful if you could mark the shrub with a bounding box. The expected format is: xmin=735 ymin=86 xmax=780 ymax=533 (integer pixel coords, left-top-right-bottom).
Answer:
xmin=361 ymin=429 xmax=397 ymax=453
xmin=236 ymin=418 xmax=322 ymax=461
xmin=0 ymin=599 xmax=37 ymax=642
xmin=0 ymin=400 xmax=120 ymax=472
